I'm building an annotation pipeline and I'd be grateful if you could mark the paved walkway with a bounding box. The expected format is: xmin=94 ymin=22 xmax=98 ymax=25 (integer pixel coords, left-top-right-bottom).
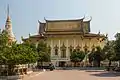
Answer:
xmin=23 ymin=70 xmax=120 ymax=80
xmin=22 ymin=71 xmax=43 ymax=80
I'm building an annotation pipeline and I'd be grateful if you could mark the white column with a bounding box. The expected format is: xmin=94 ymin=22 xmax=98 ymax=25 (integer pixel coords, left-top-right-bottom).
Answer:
xmin=50 ymin=39 xmax=53 ymax=58
xmin=58 ymin=40 xmax=61 ymax=57
xmin=89 ymin=38 xmax=91 ymax=51
xmin=73 ymin=39 xmax=76 ymax=49
xmin=81 ymin=39 xmax=83 ymax=50
xmin=57 ymin=39 xmax=61 ymax=67
xmin=66 ymin=39 xmax=69 ymax=58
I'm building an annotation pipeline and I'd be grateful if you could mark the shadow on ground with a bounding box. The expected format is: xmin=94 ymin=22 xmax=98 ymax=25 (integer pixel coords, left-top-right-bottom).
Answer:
xmin=90 ymin=72 xmax=120 ymax=77
xmin=86 ymin=70 xmax=105 ymax=72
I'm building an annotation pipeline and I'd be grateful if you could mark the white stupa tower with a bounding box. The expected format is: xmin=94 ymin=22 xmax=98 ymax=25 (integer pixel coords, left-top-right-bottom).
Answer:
xmin=5 ymin=5 xmax=16 ymax=42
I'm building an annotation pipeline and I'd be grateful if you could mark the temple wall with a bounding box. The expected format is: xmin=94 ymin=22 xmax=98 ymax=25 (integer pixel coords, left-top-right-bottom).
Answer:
xmin=28 ymin=35 xmax=105 ymax=56
xmin=26 ymin=34 xmax=105 ymax=67
xmin=45 ymin=35 xmax=105 ymax=61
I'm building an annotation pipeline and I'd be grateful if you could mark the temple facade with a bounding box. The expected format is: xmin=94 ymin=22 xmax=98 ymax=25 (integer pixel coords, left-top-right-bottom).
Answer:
xmin=24 ymin=17 xmax=107 ymax=67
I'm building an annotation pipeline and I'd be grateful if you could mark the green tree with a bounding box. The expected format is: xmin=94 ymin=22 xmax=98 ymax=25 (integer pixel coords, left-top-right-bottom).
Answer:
xmin=0 ymin=30 xmax=9 ymax=46
xmin=37 ymin=40 xmax=50 ymax=66
xmin=70 ymin=49 xmax=85 ymax=67
xmin=0 ymin=30 xmax=9 ymax=65
xmin=114 ymin=33 xmax=120 ymax=66
xmin=103 ymin=41 xmax=116 ymax=67
xmin=0 ymin=30 xmax=38 ymax=75
xmin=88 ymin=48 xmax=95 ymax=66
xmin=88 ymin=46 xmax=105 ymax=67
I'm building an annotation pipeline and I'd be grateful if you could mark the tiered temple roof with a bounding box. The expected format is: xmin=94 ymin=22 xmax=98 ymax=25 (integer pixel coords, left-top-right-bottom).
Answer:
xmin=38 ymin=18 xmax=91 ymax=34
xmin=23 ymin=17 xmax=105 ymax=41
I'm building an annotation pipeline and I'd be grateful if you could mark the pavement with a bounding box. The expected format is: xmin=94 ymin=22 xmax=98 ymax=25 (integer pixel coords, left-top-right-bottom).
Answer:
xmin=22 ymin=71 xmax=44 ymax=80
xmin=22 ymin=69 xmax=120 ymax=80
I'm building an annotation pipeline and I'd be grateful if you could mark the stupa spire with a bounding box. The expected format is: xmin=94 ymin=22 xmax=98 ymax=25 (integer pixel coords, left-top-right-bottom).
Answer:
xmin=7 ymin=4 xmax=9 ymax=17
xmin=5 ymin=4 xmax=16 ymax=42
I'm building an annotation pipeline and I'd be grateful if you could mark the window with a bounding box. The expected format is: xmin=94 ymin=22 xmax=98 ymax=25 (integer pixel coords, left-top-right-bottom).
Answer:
xmin=76 ymin=45 xmax=81 ymax=52
xmin=54 ymin=45 xmax=58 ymax=55
xmin=84 ymin=44 xmax=88 ymax=53
xmin=69 ymin=45 xmax=73 ymax=54
xmin=61 ymin=43 xmax=66 ymax=58
xmin=61 ymin=49 xmax=66 ymax=58
xmin=70 ymin=48 xmax=73 ymax=54
xmin=55 ymin=48 xmax=58 ymax=55
xmin=77 ymin=48 xmax=80 ymax=52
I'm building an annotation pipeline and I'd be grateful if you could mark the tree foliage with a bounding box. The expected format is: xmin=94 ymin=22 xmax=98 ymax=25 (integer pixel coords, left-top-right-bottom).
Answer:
xmin=70 ymin=49 xmax=85 ymax=62
xmin=114 ymin=33 xmax=120 ymax=61
xmin=103 ymin=41 xmax=116 ymax=60
xmin=0 ymin=30 xmax=9 ymax=47
xmin=88 ymin=48 xmax=95 ymax=64
xmin=88 ymin=46 xmax=105 ymax=67
xmin=37 ymin=40 xmax=50 ymax=62
xmin=0 ymin=31 xmax=38 ymax=65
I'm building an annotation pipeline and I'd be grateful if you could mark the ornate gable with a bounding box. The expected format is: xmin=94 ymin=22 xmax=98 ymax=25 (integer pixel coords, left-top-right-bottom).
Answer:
xmin=46 ymin=19 xmax=83 ymax=32
xmin=38 ymin=21 xmax=46 ymax=34
xmin=83 ymin=21 xmax=90 ymax=33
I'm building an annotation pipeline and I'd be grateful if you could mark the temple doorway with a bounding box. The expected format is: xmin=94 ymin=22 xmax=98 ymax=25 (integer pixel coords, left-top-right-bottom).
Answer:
xmin=59 ymin=61 xmax=66 ymax=67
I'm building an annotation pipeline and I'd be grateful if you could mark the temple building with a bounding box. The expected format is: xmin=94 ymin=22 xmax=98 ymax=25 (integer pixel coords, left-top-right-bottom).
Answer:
xmin=23 ymin=17 xmax=107 ymax=67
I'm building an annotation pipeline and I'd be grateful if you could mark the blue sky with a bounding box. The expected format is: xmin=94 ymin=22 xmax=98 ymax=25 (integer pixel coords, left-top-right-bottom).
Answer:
xmin=0 ymin=0 xmax=120 ymax=42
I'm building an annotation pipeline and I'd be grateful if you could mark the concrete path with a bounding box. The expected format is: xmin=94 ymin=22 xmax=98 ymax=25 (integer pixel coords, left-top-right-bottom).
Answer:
xmin=24 ymin=70 xmax=120 ymax=80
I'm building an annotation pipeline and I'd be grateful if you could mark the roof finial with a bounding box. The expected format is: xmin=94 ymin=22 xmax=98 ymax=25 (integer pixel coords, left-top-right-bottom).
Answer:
xmin=44 ymin=17 xmax=46 ymax=21
xmin=38 ymin=20 xmax=41 ymax=23
xmin=98 ymin=30 xmax=100 ymax=34
xmin=7 ymin=4 xmax=9 ymax=17
xmin=83 ymin=14 xmax=85 ymax=19
xmin=89 ymin=16 xmax=92 ymax=21
xmin=29 ymin=33 xmax=31 ymax=37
